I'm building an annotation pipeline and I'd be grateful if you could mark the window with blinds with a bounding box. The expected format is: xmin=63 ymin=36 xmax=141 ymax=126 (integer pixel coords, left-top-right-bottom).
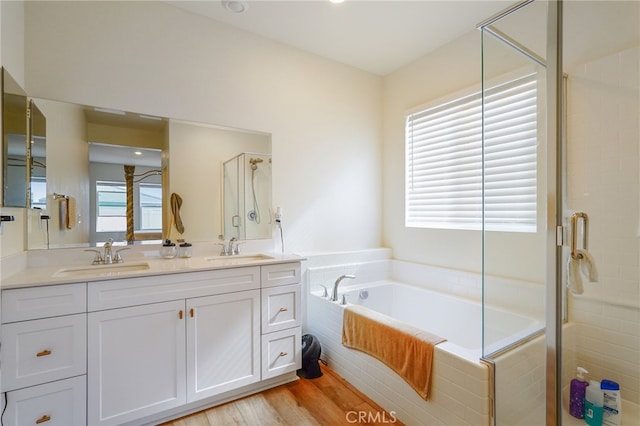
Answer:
xmin=405 ymin=73 xmax=538 ymax=232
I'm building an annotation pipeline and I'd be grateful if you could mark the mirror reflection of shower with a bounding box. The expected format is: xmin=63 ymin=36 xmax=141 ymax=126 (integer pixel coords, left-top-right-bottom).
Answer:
xmin=248 ymin=157 xmax=264 ymax=224
xmin=222 ymin=152 xmax=272 ymax=240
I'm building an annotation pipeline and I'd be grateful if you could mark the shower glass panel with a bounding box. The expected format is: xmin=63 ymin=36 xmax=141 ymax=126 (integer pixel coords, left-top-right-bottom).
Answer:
xmin=480 ymin=0 xmax=548 ymax=424
xmin=562 ymin=1 xmax=640 ymax=424
xmin=222 ymin=152 xmax=272 ymax=241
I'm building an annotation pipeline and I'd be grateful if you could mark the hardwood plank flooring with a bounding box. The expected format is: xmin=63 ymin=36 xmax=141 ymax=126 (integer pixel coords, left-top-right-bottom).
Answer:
xmin=160 ymin=365 xmax=403 ymax=426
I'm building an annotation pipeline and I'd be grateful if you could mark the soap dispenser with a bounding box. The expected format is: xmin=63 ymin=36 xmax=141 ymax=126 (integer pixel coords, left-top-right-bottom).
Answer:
xmin=570 ymin=367 xmax=589 ymax=418
xmin=585 ymin=380 xmax=604 ymax=426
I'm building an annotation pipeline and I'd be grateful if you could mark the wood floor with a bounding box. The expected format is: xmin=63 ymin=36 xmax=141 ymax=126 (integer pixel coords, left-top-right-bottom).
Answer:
xmin=160 ymin=365 xmax=403 ymax=426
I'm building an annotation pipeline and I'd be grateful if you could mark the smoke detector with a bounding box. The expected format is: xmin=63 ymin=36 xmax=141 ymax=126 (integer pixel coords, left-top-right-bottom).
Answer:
xmin=222 ymin=0 xmax=249 ymax=14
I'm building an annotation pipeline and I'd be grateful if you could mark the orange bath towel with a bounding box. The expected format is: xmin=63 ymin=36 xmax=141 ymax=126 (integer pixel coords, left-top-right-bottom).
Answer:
xmin=341 ymin=304 xmax=446 ymax=400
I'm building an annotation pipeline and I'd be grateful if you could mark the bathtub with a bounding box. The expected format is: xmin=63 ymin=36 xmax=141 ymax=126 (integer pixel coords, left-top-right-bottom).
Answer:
xmin=338 ymin=280 xmax=543 ymax=359
xmin=305 ymin=258 xmax=544 ymax=425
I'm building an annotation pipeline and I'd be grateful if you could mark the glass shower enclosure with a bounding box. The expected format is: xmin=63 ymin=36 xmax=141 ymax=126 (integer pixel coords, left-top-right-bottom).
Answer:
xmin=478 ymin=0 xmax=639 ymax=424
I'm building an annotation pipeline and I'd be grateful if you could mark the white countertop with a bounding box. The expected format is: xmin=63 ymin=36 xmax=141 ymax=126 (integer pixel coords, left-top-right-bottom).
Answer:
xmin=1 ymin=247 xmax=304 ymax=290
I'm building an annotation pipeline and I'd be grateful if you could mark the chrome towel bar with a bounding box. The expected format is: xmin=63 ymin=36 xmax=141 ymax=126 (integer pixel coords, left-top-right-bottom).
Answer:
xmin=570 ymin=212 xmax=589 ymax=259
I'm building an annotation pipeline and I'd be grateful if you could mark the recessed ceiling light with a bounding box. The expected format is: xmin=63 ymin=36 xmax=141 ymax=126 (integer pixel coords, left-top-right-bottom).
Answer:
xmin=222 ymin=0 xmax=248 ymax=14
xmin=134 ymin=151 xmax=142 ymax=156
xmin=330 ymin=0 xmax=345 ymax=4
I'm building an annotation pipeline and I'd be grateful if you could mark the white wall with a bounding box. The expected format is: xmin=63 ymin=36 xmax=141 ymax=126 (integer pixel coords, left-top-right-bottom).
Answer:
xmin=21 ymin=0 xmax=382 ymax=255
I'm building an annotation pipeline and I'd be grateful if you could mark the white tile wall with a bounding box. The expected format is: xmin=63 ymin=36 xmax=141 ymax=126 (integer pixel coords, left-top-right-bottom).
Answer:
xmin=566 ymin=46 xmax=640 ymax=407
xmin=306 ymin=289 xmax=490 ymax=425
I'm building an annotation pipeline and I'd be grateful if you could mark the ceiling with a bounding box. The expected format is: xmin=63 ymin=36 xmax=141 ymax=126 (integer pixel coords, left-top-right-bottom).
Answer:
xmin=166 ymin=0 xmax=511 ymax=76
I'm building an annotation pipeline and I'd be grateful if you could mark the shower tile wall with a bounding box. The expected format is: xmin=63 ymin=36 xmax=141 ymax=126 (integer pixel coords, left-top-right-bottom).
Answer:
xmin=566 ymin=46 xmax=640 ymax=405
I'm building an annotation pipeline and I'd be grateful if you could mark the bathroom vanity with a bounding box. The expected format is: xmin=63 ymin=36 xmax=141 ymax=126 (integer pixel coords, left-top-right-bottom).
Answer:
xmin=0 ymin=254 xmax=303 ymax=426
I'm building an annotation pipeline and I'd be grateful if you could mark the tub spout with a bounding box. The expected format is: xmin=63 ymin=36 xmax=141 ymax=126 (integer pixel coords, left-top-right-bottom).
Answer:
xmin=331 ymin=274 xmax=356 ymax=302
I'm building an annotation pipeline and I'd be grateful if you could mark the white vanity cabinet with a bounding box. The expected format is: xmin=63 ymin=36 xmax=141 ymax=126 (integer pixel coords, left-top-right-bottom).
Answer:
xmin=260 ymin=263 xmax=302 ymax=379
xmin=0 ymin=283 xmax=87 ymax=426
xmin=1 ymin=259 xmax=303 ymax=426
xmin=86 ymin=266 xmax=262 ymax=426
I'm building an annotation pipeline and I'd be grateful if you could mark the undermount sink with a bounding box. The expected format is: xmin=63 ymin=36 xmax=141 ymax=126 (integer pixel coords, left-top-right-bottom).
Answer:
xmin=53 ymin=261 xmax=151 ymax=277
xmin=204 ymin=253 xmax=275 ymax=264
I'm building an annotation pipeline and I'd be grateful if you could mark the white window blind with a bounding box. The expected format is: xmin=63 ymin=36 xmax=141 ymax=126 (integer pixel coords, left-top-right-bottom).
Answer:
xmin=406 ymin=73 xmax=537 ymax=232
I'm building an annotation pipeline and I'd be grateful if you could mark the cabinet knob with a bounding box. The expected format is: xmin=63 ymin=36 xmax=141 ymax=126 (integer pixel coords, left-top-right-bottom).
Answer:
xmin=36 ymin=349 xmax=52 ymax=357
xmin=190 ymin=308 xmax=194 ymax=318
xmin=35 ymin=415 xmax=51 ymax=424
xmin=178 ymin=310 xmax=183 ymax=319
xmin=278 ymin=351 xmax=288 ymax=357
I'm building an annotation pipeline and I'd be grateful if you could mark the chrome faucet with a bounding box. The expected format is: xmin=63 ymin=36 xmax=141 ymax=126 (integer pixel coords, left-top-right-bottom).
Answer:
xmin=103 ymin=238 xmax=114 ymax=264
xmin=330 ymin=274 xmax=356 ymax=302
xmin=85 ymin=238 xmax=128 ymax=265
xmin=217 ymin=236 xmax=244 ymax=256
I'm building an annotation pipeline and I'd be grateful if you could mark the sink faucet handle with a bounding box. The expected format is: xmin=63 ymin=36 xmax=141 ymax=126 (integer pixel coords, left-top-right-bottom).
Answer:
xmin=215 ymin=242 xmax=230 ymax=256
xmin=114 ymin=247 xmax=130 ymax=263
xmin=318 ymin=284 xmax=328 ymax=298
xmin=85 ymin=249 xmax=103 ymax=265
xmin=232 ymin=240 xmax=245 ymax=255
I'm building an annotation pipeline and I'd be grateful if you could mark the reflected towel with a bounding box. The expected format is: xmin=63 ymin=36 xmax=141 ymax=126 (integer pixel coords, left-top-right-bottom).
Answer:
xmin=341 ymin=304 xmax=446 ymax=400
xmin=170 ymin=193 xmax=184 ymax=234
xmin=59 ymin=197 xmax=67 ymax=230
xmin=66 ymin=196 xmax=76 ymax=229
xmin=567 ymin=249 xmax=598 ymax=295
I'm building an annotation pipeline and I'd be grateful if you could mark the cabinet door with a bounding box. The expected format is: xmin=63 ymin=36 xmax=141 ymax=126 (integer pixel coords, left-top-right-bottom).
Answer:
xmin=186 ymin=290 xmax=260 ymax=402
xmin=3 ymin=376 xmax=86 ymax=426
xmin=88 ymin=300 xmax=186 ymax=426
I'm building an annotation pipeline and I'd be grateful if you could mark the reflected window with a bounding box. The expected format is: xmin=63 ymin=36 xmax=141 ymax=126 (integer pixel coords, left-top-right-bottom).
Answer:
xmin=95 ymin=180 xmax=162 ymax=233
xmin=139 ymin=183 xmax=162 ymax=231
xmin=96 ymin=181 xmax=126 ymax=232
xmin=30 ymin=177 xmax=47 ymax=210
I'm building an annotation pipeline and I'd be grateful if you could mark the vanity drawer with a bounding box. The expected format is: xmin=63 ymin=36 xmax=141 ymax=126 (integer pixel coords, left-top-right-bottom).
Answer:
xmin=88 ymin=267 xmax=260 ymax=311
xmin=261 ymin=327 xmax=301 ymax=380
xmin=260 ymin=263 xmax=301 ymax=288
xmin=261 ymin=284 xmax=301 ymax=334
xmin=1 ymin=314 xmax=87 ymax=392
xmin=3 ymin=375 xmax=86 ymax=426
xmin=1 ymin=283 xmax=86 ymax=323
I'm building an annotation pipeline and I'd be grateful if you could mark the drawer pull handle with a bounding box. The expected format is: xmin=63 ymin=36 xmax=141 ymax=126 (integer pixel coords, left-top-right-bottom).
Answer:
xmin=278 ymin=307 xmax=288 ymax=313
xmin=179 ymin=310 xmax=183 ymax=319
xmin=190 ymin=308 xmax=194 ymax=318
xmin=36 ymin=415 xmax=51 ymax=424
xmin=279 ymin=351 xmax=288 ymax=357
xmin=36 ymin=349 xmax=52 ymax=357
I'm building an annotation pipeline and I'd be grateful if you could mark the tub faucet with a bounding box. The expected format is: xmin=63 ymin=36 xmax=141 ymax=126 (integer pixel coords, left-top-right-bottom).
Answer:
xmin=330 ymin=274 xmax=356 ymax=302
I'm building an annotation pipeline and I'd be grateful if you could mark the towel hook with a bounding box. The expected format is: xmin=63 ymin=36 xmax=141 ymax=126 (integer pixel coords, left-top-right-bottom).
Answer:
xmin=570 ymin=212 xmax=589 ymax=259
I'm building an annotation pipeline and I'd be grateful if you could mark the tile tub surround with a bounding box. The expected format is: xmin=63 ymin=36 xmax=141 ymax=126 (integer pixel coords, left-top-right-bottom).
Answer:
xmin=303 ymin=256 xmax=515 ymax=425
xmin=307 ymin=289 xmax=490 ymax=425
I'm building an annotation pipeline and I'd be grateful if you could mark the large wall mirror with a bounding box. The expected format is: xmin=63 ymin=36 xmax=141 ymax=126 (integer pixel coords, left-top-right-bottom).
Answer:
xmin=22 ymin=97 xmax=272 ymax=250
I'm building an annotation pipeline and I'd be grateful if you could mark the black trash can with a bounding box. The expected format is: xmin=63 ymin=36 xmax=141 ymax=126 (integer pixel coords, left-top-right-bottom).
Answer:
xmin=297 ymin=334 xmax=323 ymax=379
